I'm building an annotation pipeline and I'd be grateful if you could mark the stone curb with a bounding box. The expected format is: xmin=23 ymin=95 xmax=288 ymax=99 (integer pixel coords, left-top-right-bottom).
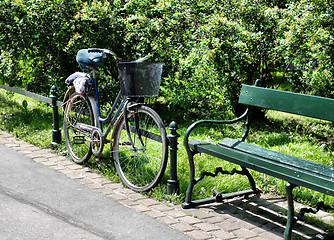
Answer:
xmin=0 ymin=130 xmax=332 ymax=240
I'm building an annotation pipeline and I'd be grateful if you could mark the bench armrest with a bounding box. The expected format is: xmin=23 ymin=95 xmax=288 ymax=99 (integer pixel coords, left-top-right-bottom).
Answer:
xmin=183 ymin=108 xmax=249 ymax=152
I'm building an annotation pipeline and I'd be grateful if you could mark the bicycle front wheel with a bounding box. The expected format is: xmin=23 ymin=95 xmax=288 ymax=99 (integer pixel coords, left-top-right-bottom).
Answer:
xmin=112 ymin=105 xmax=168 ymax=192
xmin=64 ymin=93 xmax=97 ymax=164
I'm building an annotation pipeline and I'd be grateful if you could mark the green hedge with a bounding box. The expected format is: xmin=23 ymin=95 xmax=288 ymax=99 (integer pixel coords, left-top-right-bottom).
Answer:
xmin=1 ymin=0 xmax=334 ymax=117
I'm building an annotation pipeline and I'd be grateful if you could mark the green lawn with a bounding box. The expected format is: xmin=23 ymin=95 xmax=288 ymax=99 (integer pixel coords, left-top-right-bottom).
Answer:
xmin=1 ymin=88 xmax=334 ymax=209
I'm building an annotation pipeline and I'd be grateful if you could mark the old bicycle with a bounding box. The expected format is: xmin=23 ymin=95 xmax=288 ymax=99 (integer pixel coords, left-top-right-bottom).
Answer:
xmin=62 ymin=48 xmax=168 ymax=192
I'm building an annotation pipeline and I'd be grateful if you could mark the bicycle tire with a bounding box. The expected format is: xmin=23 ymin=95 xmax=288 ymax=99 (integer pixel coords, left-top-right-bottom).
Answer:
xmin=112 ymin=104 xmax=168 ymax=192
xmin=63 ymin=92 xmax=98 ymax=164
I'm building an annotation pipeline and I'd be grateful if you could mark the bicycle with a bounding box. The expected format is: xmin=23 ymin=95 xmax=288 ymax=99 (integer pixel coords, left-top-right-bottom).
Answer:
xmin=62 ymin=48 xmax=168 ymax=192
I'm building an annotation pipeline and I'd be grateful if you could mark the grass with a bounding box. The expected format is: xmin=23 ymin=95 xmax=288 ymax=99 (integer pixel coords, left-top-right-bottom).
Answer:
xmin=0 ymin=90 xmax=55 ymax=148
xmin=1 ymin=88 xmax=334 ymax=211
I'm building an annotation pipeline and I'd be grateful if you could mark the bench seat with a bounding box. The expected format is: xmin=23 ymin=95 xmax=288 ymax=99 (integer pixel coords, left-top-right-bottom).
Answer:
xmin=183 ymin=83 xmax=334 ymax=239
xmin=189 ymin=138 xmax=334 ymax=197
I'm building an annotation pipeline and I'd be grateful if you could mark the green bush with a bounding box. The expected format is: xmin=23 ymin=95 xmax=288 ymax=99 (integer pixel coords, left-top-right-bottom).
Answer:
xmin=1 ymin=0 xmax=334 ymax=118
xmin=279 ymin=0 xmax=334 ymax=97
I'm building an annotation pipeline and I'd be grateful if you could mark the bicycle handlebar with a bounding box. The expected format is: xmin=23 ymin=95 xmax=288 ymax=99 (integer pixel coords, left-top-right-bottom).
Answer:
xmin=87 ymin=48 xmax=151 ymax=63
xmin=134 ymin=55 xmax=151 ymax=63
xmin=88 ymin=48 xmax=119 ymax=62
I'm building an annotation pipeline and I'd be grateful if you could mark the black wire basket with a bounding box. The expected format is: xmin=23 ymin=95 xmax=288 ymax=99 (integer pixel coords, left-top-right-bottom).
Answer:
xmin=117 ymin=62 xmax=163 ymax=97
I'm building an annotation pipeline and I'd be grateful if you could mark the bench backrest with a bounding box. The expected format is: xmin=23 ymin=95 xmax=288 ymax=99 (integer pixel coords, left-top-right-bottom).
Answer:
xmin=239 ymin=85 xmax=334 ymax=122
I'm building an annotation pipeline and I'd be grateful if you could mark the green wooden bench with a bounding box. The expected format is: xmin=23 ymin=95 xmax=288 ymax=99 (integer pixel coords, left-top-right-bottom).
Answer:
xmin=182 ymin=83 xmax=334 ymax=240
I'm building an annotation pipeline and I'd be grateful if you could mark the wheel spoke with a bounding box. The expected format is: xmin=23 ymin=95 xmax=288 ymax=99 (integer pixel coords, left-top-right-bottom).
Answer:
xmin=112 ymin=105 xmax=168 ymax=192
xmin=64 ymin=93 xmax=95 ymax=164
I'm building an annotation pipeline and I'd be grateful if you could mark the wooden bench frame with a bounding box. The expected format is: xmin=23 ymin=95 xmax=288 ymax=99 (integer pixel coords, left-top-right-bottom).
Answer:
xmin=182 ymin=82 xmax=334 ymax=239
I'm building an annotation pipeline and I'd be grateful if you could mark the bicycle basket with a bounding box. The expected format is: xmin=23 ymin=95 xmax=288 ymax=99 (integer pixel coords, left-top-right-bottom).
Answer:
xmin=117 ymin=62 xmax=163 ymax=97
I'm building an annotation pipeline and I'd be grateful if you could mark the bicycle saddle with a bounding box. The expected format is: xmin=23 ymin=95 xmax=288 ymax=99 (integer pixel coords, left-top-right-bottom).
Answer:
xmin=76 ymin=49 xmax=104 ymax=71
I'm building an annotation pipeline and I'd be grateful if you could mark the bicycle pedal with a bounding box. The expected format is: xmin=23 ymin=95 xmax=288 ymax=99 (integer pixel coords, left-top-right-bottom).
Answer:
xmin=120 ymin=142 xmax=132 ymax=146
xmin=73 ymin=136 xmax=86 ymax=144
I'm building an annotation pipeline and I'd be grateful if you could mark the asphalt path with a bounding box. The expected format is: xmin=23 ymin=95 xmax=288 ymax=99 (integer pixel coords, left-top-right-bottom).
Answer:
xmin=0 ymin=143 xmax=192 ymax=240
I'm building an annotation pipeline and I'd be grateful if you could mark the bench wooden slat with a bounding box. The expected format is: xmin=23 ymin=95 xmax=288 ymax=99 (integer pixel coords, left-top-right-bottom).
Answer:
xmin=189 ymin=139 xmax=334 ymax=196
xmin=219 ymin=138 xmax=334 ymax=178
xmin=239 ymin=85 xmax=334 ymax=122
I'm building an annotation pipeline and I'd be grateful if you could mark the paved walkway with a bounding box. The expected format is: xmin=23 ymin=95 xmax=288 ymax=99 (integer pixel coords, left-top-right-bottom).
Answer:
xmin=0 ymin=130 xmax=332 ymax=239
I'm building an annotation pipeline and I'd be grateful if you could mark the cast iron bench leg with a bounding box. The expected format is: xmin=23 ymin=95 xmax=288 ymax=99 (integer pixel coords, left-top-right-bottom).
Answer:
xmin=284 ymin=182 xmax=297 ymax=240
xmin=183 ymin=151 xmax=196 ymax=208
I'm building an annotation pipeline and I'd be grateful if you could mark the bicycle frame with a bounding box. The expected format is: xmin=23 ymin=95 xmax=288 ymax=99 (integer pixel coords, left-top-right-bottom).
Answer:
xmin=91 ymin=69 xmax=126 ymax=140
xmin=65 ymin=48 xmax=159 ymax=153
xmin=90 ymin=69 xmax=146 ymax=146
xmin=64 ymin=48 xmax=168 ymax=192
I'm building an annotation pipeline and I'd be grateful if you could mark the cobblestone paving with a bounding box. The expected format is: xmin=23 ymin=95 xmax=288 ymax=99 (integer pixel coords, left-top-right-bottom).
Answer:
xmin=1 ymin=130 xmax=332 ymax=240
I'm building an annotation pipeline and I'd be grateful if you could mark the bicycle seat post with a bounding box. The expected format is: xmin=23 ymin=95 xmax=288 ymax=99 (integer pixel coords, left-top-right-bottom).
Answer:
xmin=91 ymin=69 xmax=102 ymax=129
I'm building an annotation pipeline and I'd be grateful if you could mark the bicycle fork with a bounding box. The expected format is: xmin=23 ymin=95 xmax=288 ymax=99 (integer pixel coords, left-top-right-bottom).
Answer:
xmin=123 ymin=100 xmax=146 ymax=151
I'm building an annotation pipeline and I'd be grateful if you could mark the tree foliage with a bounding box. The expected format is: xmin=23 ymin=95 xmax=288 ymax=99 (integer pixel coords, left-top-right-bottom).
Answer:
xmin=1 ymin=0 xmax=334 ymax=117
xmin=280 ymin=0 xmax=334 ymax=97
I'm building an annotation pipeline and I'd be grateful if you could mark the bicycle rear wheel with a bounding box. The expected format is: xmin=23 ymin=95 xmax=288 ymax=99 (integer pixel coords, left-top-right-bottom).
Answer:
xmin=112 ymin=104 xmax=168 ymax=192
xmin=64 ymin=93 xmax=97 ymax=164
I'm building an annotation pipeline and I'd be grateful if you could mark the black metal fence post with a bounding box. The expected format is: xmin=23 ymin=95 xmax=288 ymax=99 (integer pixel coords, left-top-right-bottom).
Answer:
xmin=50 ymin=85 xmax=61 ymax=149
xmin=167 ymin=121 xmax=180 ymax=195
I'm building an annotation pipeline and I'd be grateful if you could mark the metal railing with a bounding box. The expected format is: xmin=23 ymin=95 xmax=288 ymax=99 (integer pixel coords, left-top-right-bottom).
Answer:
xmin=0 ymin=84 xmax=62 ymax=106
